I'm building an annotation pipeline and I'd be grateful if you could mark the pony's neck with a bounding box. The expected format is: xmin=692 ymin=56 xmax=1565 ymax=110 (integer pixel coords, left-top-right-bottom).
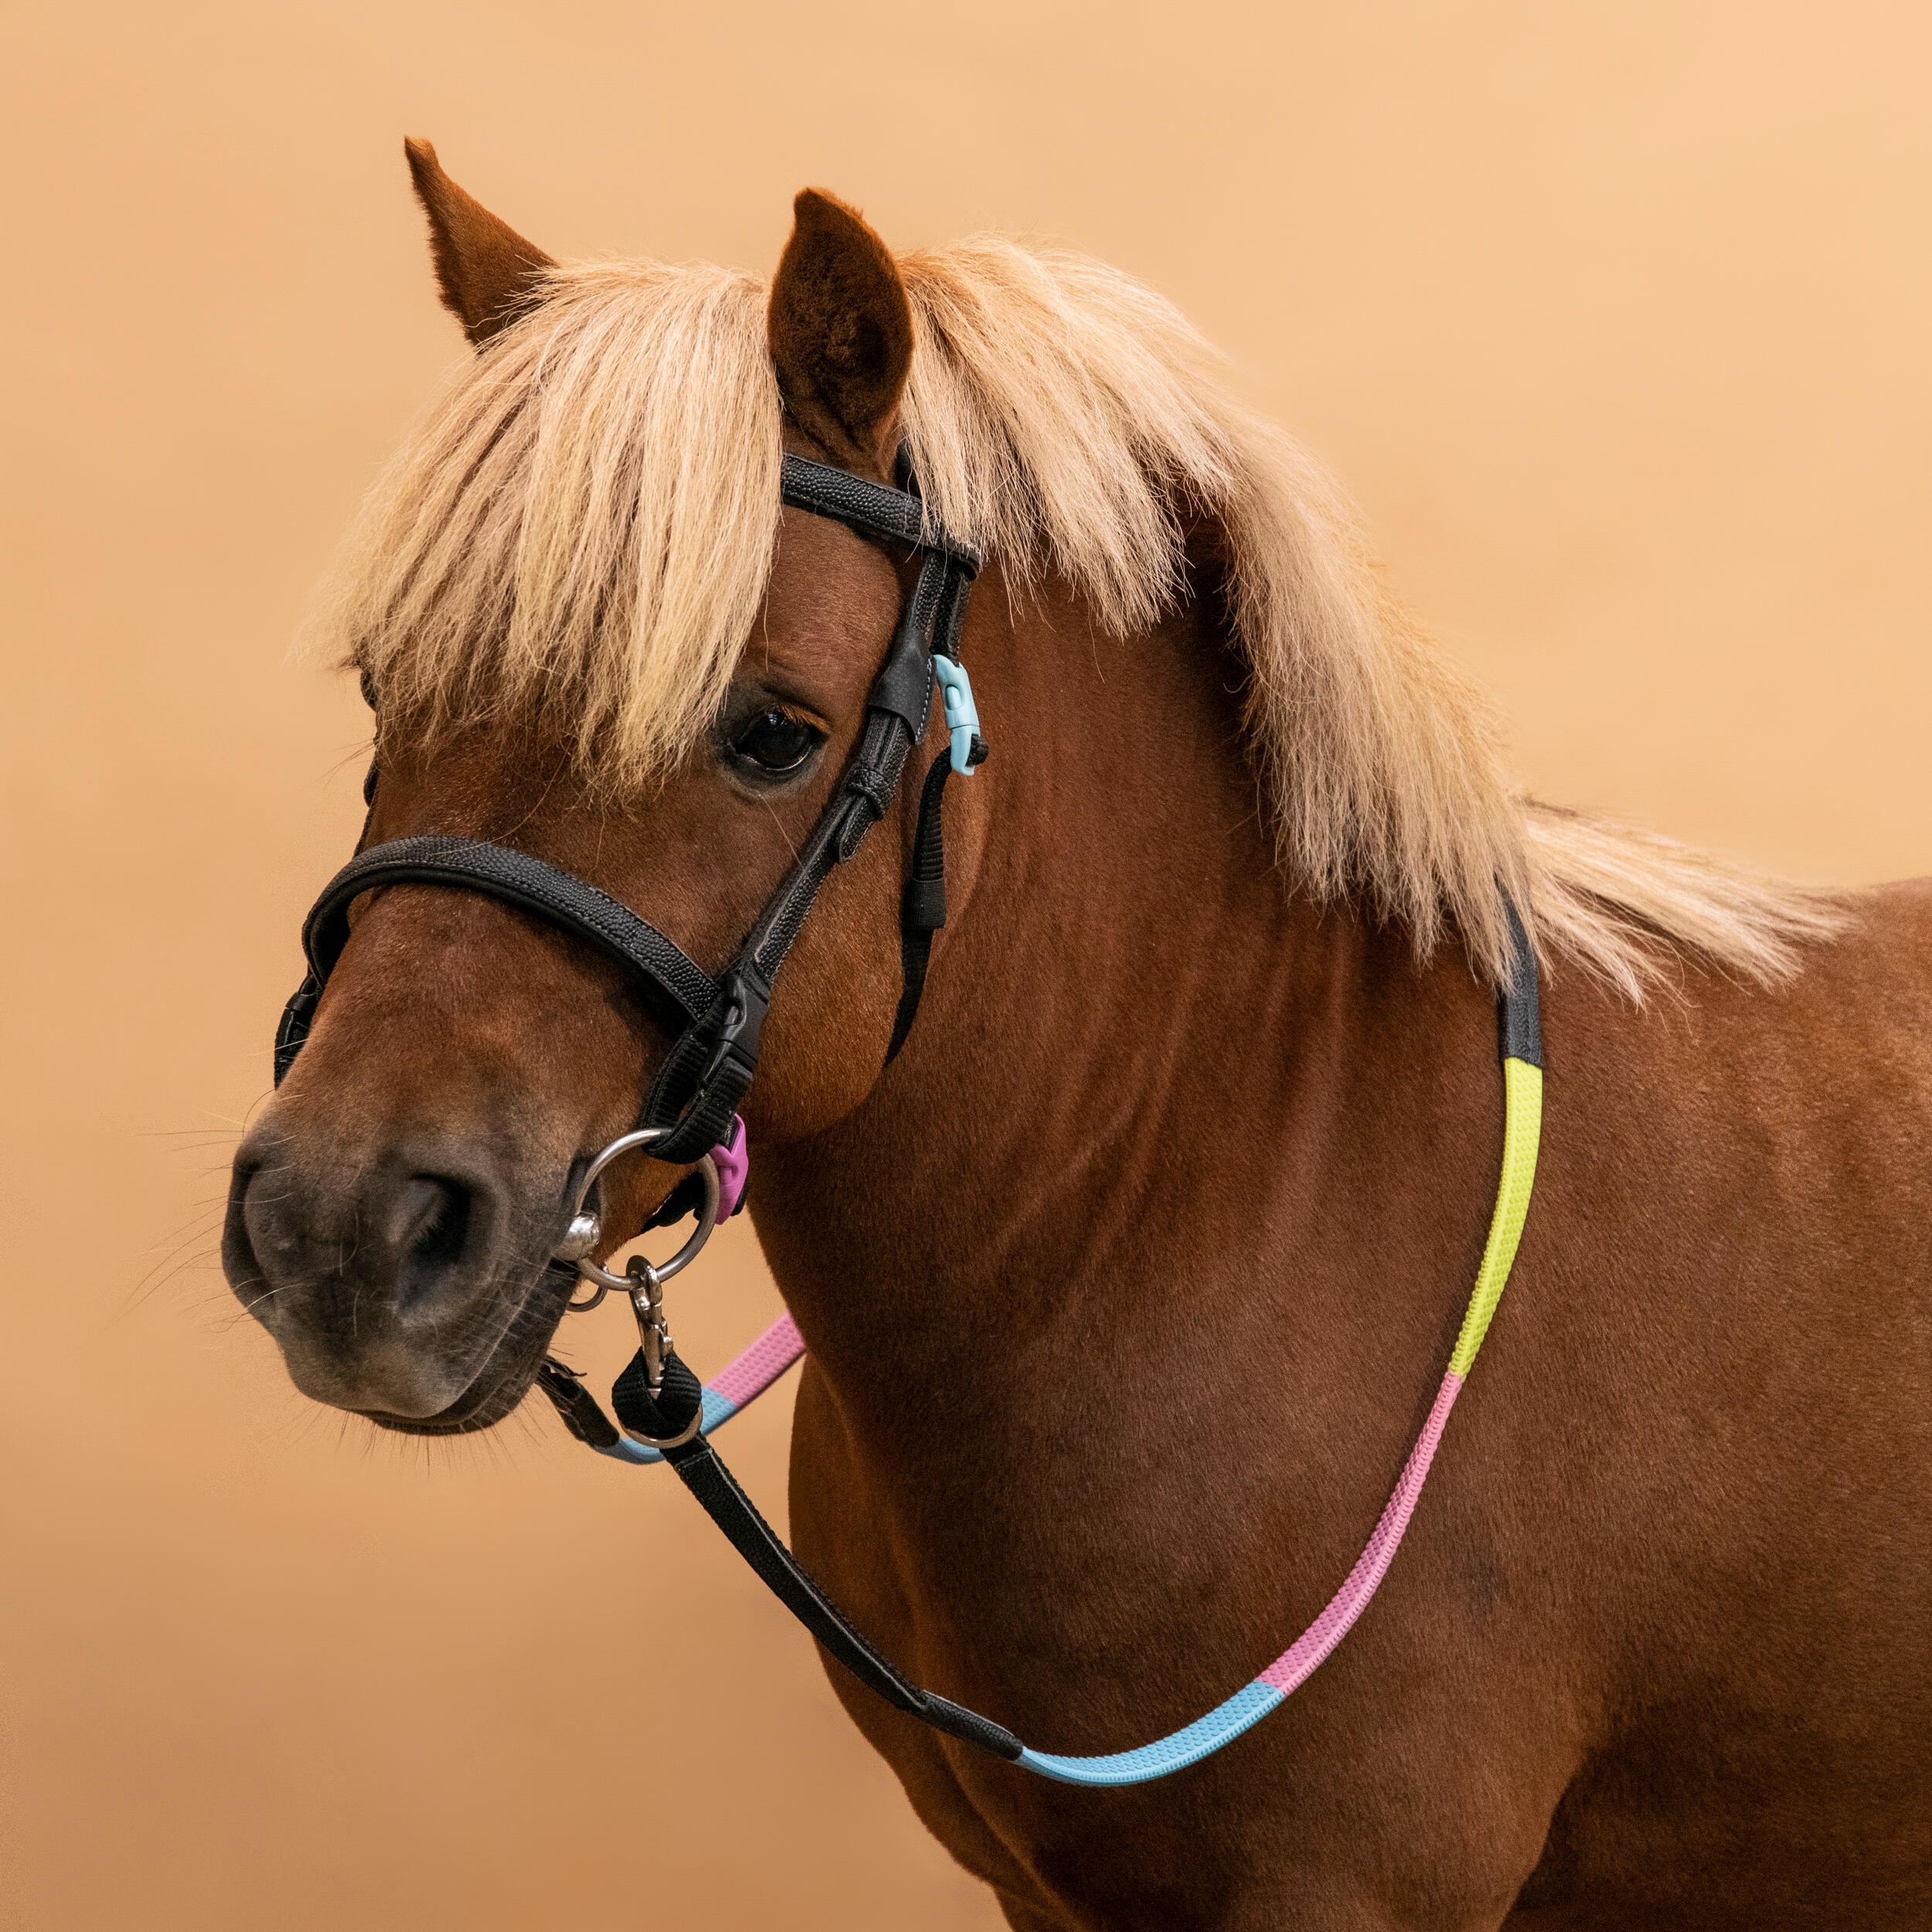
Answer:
xmin=749 ymin=559 xmax=1498 ymax=1434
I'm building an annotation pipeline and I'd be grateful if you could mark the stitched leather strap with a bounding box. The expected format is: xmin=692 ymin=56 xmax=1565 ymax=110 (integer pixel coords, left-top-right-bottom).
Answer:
xmin=781 ymin=451 xmax=981 ymax=573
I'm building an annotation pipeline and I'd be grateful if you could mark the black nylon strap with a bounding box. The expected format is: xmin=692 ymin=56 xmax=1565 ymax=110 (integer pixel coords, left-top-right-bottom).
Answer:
xmin=886 ymin=752 xmax=955 ymax=1065
xmin=885 ymin=730 xmax=991 ymax=1065
xmin=930 ymin=563 xmax=971 ymax=665
xmin=535 ymin=1358 xmax=622 ymax=1450
xmin=611 ymin=1347 xmax=706 ymax=1439
xmin=641 ymin=967 xmax=770 ymax=1165
xmin=869 ymin=556 xmax=944 ymax=738
xmin=1498 ymin=897 xmax=1543 ymax=1067
xmin=663 ymin=1437 xmax=1022 ymax=1759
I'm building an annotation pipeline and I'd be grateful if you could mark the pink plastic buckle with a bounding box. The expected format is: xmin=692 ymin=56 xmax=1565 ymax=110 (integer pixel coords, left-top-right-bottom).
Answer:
xmin=710 ymin=1115 xmax=750 ymax=1221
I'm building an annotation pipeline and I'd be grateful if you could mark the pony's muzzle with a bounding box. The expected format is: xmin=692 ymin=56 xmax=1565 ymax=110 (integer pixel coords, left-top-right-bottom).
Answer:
xmin=223 ymin=1124 xmax=522 ymax=1418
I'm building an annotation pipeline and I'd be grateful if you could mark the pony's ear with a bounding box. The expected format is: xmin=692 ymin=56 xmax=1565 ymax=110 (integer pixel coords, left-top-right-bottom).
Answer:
xmin=403 ymin=138 xmax=555 ymax=349
xmin=768 ymin=189 xmax=913 ymax=472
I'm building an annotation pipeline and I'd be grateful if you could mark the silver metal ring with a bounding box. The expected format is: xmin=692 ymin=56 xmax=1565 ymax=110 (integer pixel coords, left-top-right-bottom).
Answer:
xmin=561 ymin=1127 xmax=720 ymax=1304
xmin=615 ymin=1403 xmax=707 ymax=1451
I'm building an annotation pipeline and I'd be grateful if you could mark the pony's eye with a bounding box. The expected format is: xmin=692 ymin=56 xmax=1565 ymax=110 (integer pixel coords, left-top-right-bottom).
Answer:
xmin=729 ymin=706 xmax=822 ymax=777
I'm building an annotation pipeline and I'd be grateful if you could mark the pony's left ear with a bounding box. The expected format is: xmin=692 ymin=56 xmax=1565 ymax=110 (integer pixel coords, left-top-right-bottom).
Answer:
xmin=403 ymin=138 xmax=556 ymax=349
xmin=768 ymin=189 xmax=913 ymax=473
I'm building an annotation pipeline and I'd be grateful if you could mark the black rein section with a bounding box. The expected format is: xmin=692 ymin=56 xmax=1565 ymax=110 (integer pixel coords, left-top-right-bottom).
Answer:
xmin=1497 ymin=897 xmax=1544 ymax=1068
xmin=539 ymin=1351 xmax=1025 ymax=1763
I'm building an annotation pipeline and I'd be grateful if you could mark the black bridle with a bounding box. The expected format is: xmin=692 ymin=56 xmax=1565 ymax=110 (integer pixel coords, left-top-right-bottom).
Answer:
xmin=273 ymin=451 xmax=988 ymax=1169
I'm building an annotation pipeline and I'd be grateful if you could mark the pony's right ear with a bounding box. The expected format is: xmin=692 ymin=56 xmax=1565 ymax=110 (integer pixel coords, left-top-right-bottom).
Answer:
xmin=403 ymin=138 xmax=555 ymax=349
xmin=768 ymin=189 xmax=913 ymax=474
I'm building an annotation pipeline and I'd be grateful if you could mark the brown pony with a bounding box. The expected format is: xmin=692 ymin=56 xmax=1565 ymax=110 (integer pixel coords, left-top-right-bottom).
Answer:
xmin=223 ymin=141 xmax=1932 ymax=1929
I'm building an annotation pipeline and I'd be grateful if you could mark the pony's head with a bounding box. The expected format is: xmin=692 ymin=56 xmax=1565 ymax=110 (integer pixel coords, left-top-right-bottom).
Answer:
xmin=224 ymin=148 xmax=960 ymax=1430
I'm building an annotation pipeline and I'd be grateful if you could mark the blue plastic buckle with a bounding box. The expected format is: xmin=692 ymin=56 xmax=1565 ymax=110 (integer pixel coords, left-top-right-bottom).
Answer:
xmin=932 ymin=655 xmax=980 ymax=776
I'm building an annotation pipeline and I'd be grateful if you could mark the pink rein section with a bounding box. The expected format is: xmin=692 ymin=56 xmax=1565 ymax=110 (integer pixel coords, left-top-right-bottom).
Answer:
xmin=1256 ymin=1368 xmax=1463 ymax=1692
xmin=709 ymin=1310 xmax=806 ymax=1410
xmin=693 ymin=1118 xmax=805 ymax=1413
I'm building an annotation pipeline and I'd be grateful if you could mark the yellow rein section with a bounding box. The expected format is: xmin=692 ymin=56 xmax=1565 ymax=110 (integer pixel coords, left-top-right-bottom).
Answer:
xmin=1447 ymin=1056 xmax=1544 ymax=1380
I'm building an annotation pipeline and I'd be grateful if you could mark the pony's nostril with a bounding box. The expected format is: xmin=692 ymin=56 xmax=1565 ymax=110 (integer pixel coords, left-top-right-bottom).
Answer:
xmin=396 ymin=1173 xmax=474 ymax=1308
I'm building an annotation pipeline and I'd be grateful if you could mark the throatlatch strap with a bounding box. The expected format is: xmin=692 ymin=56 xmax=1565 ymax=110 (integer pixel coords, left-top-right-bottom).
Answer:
xmin=886 ymin=753 xmax=954 ymax=1065
xmin=545 ymin=921 xmax=1546 ymax=1787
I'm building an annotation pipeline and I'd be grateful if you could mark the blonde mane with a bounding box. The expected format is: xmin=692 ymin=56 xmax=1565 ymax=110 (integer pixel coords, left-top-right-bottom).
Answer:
xmin=315 ymin=240 xmax=1843 ymax=995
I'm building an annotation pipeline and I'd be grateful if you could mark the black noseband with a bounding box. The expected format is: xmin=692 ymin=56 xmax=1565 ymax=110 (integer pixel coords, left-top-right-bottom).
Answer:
xmin=273 ymin=451 xmax=988 ymax=1166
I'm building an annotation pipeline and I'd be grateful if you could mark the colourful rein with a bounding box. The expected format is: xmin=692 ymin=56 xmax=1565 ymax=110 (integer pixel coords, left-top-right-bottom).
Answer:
xmin=592 ymin=1036 xmax=1544 ymax=1787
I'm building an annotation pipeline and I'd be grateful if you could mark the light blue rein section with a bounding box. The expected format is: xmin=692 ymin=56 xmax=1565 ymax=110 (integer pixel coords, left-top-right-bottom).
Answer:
xmin=1016 ymin=1679 xmax=1284 ymax=1787
xmin=592 ymin=1386 xmax=739 ymax=1465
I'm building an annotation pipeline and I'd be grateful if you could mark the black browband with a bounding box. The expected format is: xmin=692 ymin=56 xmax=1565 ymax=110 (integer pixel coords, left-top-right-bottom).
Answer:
xmin=274 ymin=451 xmax=988 ymax=1171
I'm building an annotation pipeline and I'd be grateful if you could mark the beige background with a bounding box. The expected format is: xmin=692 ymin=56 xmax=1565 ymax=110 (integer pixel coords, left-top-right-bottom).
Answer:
xmin=2 ymin=3 xmax=1927 ymax=1927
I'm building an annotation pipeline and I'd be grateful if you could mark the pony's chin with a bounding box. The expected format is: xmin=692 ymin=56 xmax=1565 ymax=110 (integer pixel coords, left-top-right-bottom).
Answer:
xmin=353 ymin=1273 xmax=571 ymax=1436
xmin=356 ymin=1355 xmax=543 ymax=1435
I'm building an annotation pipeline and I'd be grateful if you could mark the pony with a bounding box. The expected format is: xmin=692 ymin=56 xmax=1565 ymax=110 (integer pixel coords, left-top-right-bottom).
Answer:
xmin=223 ymin=140 xmax=1932 ymax=1928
